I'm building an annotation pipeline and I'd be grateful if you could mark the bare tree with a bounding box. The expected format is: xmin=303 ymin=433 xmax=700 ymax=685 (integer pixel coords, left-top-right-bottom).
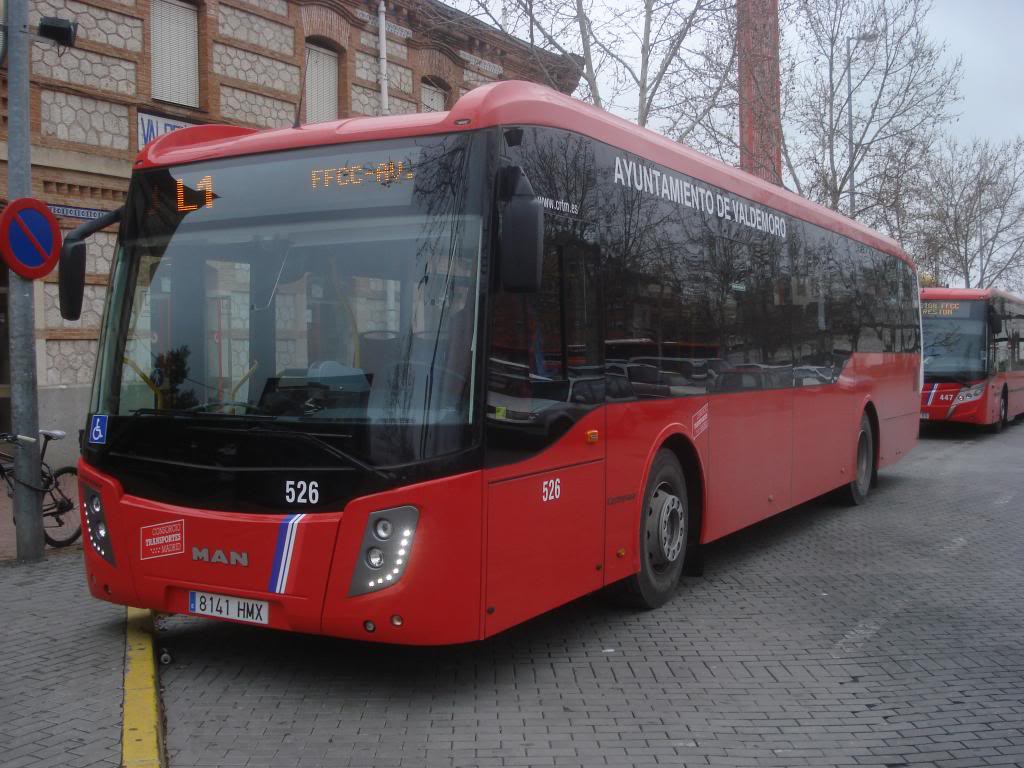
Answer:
xmin=782 ymin=0 xmax=961 ymax=216
xmin=915 ymin=137 xmax=1024 ymax=290
xmin=446 ymin=0 xmax=734 ymax=130
xmin=677 ymin=0 xmax=959 ymax=223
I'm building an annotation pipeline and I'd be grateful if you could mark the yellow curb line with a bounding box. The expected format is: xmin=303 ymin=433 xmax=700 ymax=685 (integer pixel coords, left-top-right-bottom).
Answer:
xmin=122 ymin=607 xmax=165 ymax=768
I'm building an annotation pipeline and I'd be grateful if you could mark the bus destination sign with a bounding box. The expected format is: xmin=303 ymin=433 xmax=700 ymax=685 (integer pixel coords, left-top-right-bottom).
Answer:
xmin=922 ymin=300 xmax=970 ymax=318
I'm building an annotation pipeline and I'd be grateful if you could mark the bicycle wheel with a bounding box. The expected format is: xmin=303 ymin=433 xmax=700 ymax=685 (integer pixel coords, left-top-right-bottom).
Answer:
xmin=42 ymin=466 xmax=81 ymax=548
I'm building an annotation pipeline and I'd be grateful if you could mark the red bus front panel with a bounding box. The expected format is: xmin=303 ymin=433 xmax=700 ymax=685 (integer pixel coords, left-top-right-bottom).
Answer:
xmin=921 ymin=379 xmax=1000 ymax=425
xmin=79 ymin=461 xmax=486 ymax=645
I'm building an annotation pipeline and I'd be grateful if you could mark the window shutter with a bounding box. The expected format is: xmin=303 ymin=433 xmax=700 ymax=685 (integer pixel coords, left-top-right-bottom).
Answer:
xmin=151 ymin=0 xmax=199 ymax=108
xmin=421 ymin=82 xmax=446 ymax=113
xmin=305 ymin=44 xmax=338 ymax=124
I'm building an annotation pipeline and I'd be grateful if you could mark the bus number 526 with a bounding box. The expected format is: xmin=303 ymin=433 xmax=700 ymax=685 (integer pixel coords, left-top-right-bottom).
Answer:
xmin=542 ymin=478 xmax=561 ymax=502
xmin=285 ymin=480 xmax=319 ymax=504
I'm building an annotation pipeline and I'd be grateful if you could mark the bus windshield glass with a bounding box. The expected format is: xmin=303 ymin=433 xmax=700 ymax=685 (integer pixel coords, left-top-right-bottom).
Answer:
xmin=921 ymin=299 xmax=988 ymax=382
xmin=94 ymin=133 xmax=485 ymax=465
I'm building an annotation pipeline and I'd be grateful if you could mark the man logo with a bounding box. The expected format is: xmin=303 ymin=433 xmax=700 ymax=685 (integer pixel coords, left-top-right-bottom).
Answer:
xmin=192 ymin=547 xmax=249 ymax=567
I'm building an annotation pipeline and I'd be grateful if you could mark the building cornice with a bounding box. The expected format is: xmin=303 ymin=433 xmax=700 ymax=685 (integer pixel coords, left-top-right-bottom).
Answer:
xmin=298 ymin=0 xmax=581 ymax=93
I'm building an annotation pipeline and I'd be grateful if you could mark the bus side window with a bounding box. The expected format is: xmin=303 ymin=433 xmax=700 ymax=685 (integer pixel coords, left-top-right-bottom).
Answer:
xmin=486 ymin=223 xmax=601 ymax=460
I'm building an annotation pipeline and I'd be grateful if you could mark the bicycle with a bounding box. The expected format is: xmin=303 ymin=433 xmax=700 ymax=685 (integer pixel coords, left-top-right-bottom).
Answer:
xmin=2 ymin=431 xmax=81 ymax=548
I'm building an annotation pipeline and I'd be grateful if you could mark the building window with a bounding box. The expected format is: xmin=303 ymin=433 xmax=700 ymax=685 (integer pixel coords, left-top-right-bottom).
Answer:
xmin=305 ymin=43 xmax=339 ymax=123
xmin=151 ymin=0 xmax=200 ymax=108
xmin=421 ymin=79 xmax=448 ymax=112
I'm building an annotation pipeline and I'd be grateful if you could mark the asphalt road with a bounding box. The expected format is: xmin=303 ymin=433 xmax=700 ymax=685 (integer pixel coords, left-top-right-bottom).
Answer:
xmin=157 ymin=420 xmax=1024 ymax=768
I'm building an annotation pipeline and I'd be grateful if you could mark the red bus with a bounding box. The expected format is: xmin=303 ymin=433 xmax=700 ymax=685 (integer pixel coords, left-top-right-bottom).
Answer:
xmin=920 ymin=287 xmax=1024 ymax=430
xmin=59 ymin=82 xmax=920 ymax=644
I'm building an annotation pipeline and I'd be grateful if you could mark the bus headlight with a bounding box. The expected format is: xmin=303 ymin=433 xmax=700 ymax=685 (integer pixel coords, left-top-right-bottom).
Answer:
xmin=373 ymin=519 xmax=393 ymax=540
xmin=349 ymin=505 xmax=418 ymax=596
xmin=366 ymin=547 xmax=385 ymax=569
xmin=82 ymin=486 xmax=115 ymax=565
xmin=955 ymin=384 xmax=985 ymax=404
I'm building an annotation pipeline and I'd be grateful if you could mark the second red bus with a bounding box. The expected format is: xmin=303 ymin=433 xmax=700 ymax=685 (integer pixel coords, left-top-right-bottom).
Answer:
xmin=920 ymin=287 xmax=1024 ymax=429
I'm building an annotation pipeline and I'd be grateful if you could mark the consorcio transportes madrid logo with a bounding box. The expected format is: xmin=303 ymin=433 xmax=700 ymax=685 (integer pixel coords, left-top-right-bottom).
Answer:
xmin=140 ymin=520 xmax=185 ymax=560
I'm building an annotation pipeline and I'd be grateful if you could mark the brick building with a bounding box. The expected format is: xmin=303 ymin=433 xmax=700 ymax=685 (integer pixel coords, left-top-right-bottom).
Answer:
xmin=0 ymin=0 xmax=579 ymax=463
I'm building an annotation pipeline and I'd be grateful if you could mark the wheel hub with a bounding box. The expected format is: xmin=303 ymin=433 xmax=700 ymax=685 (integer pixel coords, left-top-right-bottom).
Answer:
xmin=856 ymin=432 xmax=870 ymax=492
xmin=654 ymin=487 xmax=685 ymax=563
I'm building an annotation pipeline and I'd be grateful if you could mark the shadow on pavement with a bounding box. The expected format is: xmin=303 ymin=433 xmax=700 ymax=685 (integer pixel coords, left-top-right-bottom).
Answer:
xmin=919 ymin=416 xmax=1024 ymax=441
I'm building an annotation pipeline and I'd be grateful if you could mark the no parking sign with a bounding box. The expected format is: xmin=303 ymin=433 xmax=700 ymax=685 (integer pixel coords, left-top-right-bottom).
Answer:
xmin=0 ymin=198 xmax=63 ymax=279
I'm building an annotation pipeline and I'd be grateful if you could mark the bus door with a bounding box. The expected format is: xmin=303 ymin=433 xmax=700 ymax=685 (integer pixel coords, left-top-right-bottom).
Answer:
xmin=1008 ymin=300 xmax=1024 ymax=418
xmin=483 ymin=222 xmax=605 ymax=636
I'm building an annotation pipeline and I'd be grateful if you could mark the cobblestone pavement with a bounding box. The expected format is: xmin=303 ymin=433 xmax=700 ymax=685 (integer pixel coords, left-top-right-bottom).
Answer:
xmin=158 ymin=422 xmax=1024 ymax=768
xmin=0 ymin=550 xmax=125 ymax=767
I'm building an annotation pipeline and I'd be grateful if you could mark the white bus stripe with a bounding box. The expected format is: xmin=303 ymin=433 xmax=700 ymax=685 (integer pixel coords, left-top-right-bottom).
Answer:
xmin=275 ymin=517 xmax=295 ymax=593
xmin=273 ymin=516 xmax=295 ymax=593
xmin=277 ymin=514 xmax=304 ymax=593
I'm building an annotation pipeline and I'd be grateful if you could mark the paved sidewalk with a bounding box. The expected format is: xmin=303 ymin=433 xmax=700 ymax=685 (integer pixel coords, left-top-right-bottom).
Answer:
xmin=2 ymin=489 xmax=19 ymax=559
xmin=0 ymin=550 xmax=125 ymax=767
xmin=1 ymin=468 xmax=82 ymax=561
xmin=156 ymin=422 xmax=1024 ymax=768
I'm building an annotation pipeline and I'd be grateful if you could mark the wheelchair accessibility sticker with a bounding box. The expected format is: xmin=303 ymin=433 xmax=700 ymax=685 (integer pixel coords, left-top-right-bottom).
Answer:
xmin=88 ymin=414 xmax=108 ymax=445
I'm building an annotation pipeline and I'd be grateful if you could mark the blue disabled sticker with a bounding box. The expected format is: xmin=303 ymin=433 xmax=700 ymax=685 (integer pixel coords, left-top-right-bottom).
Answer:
xmin=88 ymin=414 xmax=108 ymax=445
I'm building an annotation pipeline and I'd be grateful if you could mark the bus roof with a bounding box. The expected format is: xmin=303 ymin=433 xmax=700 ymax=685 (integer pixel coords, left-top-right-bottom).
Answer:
xmin=136 ymin=80 xmax=912 ymax=266
xmin=922 ymin=287 xmax=1024 ymax=304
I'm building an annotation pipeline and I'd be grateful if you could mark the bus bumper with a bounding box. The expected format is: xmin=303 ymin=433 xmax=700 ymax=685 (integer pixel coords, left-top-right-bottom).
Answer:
xmin=78 ymin=460 xmax=485 ymax=645
xmin=919 ymin=382 xmax=995 ymax=425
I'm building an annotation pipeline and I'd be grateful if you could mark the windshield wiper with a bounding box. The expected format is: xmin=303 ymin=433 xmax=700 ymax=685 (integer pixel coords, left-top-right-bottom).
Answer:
xmin=188 ymin=401 xmax=272 ymax=415
xmin=127 ymin=407 xmax=275 ymax=420
xmin=234 ymin=425 xmax=394 ymax=481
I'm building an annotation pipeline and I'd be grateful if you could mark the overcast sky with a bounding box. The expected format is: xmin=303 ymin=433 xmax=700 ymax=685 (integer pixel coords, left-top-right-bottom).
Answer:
xmin=926 ymin=0 xmax=1024 ymax=143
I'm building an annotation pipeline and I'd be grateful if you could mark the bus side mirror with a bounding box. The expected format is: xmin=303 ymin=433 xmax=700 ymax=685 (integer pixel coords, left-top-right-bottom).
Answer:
xmin=988 ymin=305 xmax=1003 ymax=336
xmin=58 ymin=240 xmax=87 ymax=321
xmin=498 ymin=167 xmax=544 ymax=293
xmin=57 ymin=206 xmax=123 ymax=321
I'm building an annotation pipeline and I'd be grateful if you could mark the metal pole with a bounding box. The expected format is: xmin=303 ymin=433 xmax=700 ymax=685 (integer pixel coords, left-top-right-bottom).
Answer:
xmin=377 ymin=1 xmax=389 ymax=115
xmin=846 ymin=35 xmax=856 ymax=218
xmin=6 ymin=0 xmax=45 ymax=561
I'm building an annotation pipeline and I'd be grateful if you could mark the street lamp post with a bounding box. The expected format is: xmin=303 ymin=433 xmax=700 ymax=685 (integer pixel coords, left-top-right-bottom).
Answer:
xmin=846 ymin=32 xmax=877 ymax=218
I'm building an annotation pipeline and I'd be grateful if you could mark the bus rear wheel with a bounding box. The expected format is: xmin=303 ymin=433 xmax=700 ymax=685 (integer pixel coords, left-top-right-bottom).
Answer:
xmin=615 ymin=450 xmax=689 ymax=609
xmin=843 ymin=413 xmax=874 ymax=506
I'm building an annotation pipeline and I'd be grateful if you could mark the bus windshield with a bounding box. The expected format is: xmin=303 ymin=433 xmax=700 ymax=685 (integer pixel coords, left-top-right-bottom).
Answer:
xmin=921 ymin=299 xmax=988 ymax=382
xmin=93 ymin=133 xmax=486 ymax=465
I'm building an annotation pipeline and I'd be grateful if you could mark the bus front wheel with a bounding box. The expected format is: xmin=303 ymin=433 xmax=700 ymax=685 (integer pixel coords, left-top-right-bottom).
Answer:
xmin=989 ymin=391 xmax=1008 ymax=434
xmin=615 ymin=450 xmax=690 ymax=609
xmin=843 ymin=413 xmax=874 ymax=506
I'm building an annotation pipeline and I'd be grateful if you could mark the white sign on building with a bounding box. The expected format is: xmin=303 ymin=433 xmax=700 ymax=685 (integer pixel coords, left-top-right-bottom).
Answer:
xmin=137 ymin=111 xmax=197 ymax=148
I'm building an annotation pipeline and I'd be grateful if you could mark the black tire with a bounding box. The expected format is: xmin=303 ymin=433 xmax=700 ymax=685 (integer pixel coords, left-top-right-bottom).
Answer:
xmin=843 ymin=413 xmax=874 ymax=506
xmin=988 ymin=392 xmax=1008 ymax=434
xmin=42 ymin=466 xmax=81 ymax=548
xmin=614 ymin=450 xmax=690 ymax=609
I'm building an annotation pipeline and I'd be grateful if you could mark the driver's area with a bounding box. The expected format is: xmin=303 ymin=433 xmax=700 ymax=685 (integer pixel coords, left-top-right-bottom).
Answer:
xmin=117 ymin=213 xmax=481 ymax=465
